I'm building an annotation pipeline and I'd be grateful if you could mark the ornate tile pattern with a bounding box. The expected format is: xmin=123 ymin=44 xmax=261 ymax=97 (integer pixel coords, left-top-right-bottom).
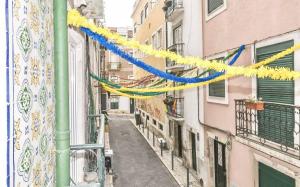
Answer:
xmin=13 ymin=0 xmax=55 ymax=185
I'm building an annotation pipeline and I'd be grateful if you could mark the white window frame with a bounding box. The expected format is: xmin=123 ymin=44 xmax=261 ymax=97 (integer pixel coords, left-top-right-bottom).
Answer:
xmin=128 ymin=75 xmax=135 ymax=80
xmin=157 ymin=28 xmax=162 ymax=49
xmin=140 ymin=10 xmax=144 ymax=24
xmin=251 ymin=31 xmax=300 ymax=147
xmin=152 ymin=26 xmax=163 ymax=49
xmin=151 ymin=33 xmax=157 ymax=49
xmin=206 ymin=51 xmax=229 ymax=105
xmin=144 ymin=3 xmax=149 ymax=19
xmin=205 ymin=0 xmax=227 ymax=21
xmin=110 ymin=75 xmax=119 ymax=83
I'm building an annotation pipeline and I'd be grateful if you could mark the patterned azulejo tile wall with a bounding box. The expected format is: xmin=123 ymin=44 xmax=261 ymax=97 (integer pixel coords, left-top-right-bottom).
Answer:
xmin=13 ymin=0 xmax=55 ymax=186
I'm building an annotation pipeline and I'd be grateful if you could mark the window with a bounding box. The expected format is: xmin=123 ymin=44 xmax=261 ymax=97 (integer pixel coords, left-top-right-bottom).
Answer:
xmin=128 ymin=75 xmax=135 ymax=80
xmin=142 ymin=112 xmax=145 ymax=117
xmin=117 ymin=27 xmax=128 ymax=38
xmin=152 ymin=29 xmax=162 ymax=49
xmin=169 ymin=120 xmax=172 ymax=136
xmin=159 ymin=123 xmax=163 ymax=131
xmin=157 ymin=29 xmax=162 ymax=48
xmin=147 ymin=115 xmax=149 ymax=120
xmin=152 ymin=34 xmax=156 ymax=48
xmin=110 ymin=62 xmax=120 ymax=70
xmin=110 ymin=75 xmax=119 ymax=83
xmin=152 ymin=119 xmax=157 ymax=125
xmin=207 ymin=0 xmax=224 ymax=14
xmin=150 ymin=0 xmax=158 ymax=8
xmin=256 ymin=40 xmax=294 ymax=147
xmin=173 ymin=25 xmax=183 ymax=44
xmin=110 ymin=97 xmax=119 ymax=109
xmin=208 ymin=57 xmax=225 ymax=97
xmin=134 ymin=23 xmax=137 ymax=33
xmin=144 ymin=3 xmax=149 ymax=18
xmin=206 ymin=0 xmax=227 ymax=21
xmin=140 ymin=10 xmax=144 ymax=24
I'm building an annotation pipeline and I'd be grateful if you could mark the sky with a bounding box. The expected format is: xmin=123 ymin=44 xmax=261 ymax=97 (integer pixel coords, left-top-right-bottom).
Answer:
xmin=104 ymin=0 xmax=136 ymax=27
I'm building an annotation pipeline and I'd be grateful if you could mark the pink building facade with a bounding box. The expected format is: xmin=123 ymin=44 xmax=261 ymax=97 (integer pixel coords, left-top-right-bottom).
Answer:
xmin=201 ymin=0 xmax=300 ymax=187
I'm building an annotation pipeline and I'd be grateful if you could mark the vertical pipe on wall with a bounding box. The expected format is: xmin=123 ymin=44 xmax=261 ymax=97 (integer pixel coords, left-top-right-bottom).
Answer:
xmin=54 ymin=0 xmax=70 ymax=186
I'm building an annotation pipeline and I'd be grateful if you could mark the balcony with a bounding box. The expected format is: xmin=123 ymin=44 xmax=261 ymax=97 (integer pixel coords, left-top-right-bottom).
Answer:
xmin=165 ymin=0 xmax=184 ymax=22
xmin=164 ymin=96 xmax=184 ymax=120
xmin=109 ymin=62 xmax=121 ymax=70
xmin=235 ymin=100 xmax=300 ymax=159
xmin=166 ymin=43 xmax=185 ymax=71
xmin=70 ymin=114 xmax=105 ymax=186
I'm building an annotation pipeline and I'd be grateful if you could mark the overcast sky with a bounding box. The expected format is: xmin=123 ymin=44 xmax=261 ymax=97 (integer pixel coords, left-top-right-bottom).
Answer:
xmin=104 ymin=0 xmax=135 ymax=27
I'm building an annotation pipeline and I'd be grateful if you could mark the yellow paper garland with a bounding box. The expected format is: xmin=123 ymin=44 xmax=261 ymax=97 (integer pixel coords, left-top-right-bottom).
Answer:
xmin=68 ymin=9 xmax=300 ymax=81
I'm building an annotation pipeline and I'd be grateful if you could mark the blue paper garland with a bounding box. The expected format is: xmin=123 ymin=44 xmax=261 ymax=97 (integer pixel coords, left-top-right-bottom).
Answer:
xmin=81 ymin=27 xmax=245 ymax=83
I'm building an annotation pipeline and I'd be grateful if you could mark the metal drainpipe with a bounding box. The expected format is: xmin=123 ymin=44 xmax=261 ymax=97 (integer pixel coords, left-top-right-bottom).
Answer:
xmin=197 ymin=0 xmax=205 ymax=127
xmin=54 ymin=0 xmax=70 ymax=186
xmin=165 ymin=13 xmax=168 ymax=97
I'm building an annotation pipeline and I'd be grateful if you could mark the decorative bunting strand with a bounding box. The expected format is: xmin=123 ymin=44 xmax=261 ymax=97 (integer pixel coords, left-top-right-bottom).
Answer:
xmin=91 ymin=73 xmax=164 ymax=96
xmin=90 ymin=49 xmax=241 ymax=97
xmin=81 ymin=27 xmax=244 ymax=83
xmin=68 ymin=9 xmax=300 ymax=80
xmin=102 ymin=84 xmax=153 ymax=99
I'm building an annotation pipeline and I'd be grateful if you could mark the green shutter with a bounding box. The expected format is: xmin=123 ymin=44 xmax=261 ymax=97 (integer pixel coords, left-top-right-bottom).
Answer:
xmin=259 ymin=163 xmax=295 ymax=187
xmin=209 ymin=57 xmax=225 ymax=97
xmin=208 ymin=0 xmax=224 ymax=14
xmin=256 ymin=40 xmax=294 ymax=147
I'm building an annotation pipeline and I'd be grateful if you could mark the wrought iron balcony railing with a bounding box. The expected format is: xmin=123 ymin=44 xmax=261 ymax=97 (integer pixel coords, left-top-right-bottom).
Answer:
xmin=235 ymin=99 xmax=300 ymax=159
xmin=167 ymin=43 xmax=184 ymax=68
xmin=166 ymin=0 xmax=184 ymax=18
xmin=70 ymin=114 xmax=105 ymax=187
xmin=164 ymin=96 xmax=184 ymax=119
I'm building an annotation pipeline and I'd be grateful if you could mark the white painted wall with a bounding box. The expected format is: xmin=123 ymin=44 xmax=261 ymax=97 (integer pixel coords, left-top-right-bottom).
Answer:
xmin=182 ymin=0 xmax=205 ymax=178
xmin=69 ymin=29 xmax=87 ymax=183
xmin=119 ymin=96 xmax=130 ymax=113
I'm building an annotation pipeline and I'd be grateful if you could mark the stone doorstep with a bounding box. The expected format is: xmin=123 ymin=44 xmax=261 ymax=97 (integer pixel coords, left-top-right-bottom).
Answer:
xmin=105 ymin=174 xmax=113 ymax=187
xmin=130 ymin=119 xmax=201 ymax=187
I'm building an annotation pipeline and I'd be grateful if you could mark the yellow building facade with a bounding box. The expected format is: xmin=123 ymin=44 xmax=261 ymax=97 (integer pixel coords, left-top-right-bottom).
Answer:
xmin=131 ymin=0 xmax=167 ymax=131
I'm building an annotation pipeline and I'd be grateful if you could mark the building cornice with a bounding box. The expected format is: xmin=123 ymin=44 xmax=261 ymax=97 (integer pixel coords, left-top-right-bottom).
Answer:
xmin=131 ymin=0 xmax=143 ymax=18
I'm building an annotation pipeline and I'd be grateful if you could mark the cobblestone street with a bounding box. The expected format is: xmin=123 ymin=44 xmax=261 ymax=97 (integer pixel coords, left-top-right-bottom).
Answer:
xmin=109 ymin=114 xmax=179 ymax=187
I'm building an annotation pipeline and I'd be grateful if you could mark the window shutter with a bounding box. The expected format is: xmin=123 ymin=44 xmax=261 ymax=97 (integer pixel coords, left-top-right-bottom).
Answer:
xmin=256 ymin=40 xmax=294 ymax=147
xmin=208 ymin=57 xmax=225 ymax=98
xmin=259 ymin=163 xmax=295 ymax=187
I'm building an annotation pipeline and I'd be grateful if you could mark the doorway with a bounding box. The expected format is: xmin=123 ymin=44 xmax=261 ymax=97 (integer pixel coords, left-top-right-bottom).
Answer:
xmin=191 ymin=132 xmax=197 ymax=171
xmin=130 ymin=98 xmax=135 ymax=114
xmin=214 ymin=140 xmax=226 ymax=187
xmin=177 ymin=125 xmax=182 ymax=158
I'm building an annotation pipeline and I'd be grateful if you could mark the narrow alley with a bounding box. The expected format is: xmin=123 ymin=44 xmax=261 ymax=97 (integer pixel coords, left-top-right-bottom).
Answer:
xmin=2 ymin=0 xmax=300 ymax=186
xmin=109 ymin=114 xmax=179 ymax=187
